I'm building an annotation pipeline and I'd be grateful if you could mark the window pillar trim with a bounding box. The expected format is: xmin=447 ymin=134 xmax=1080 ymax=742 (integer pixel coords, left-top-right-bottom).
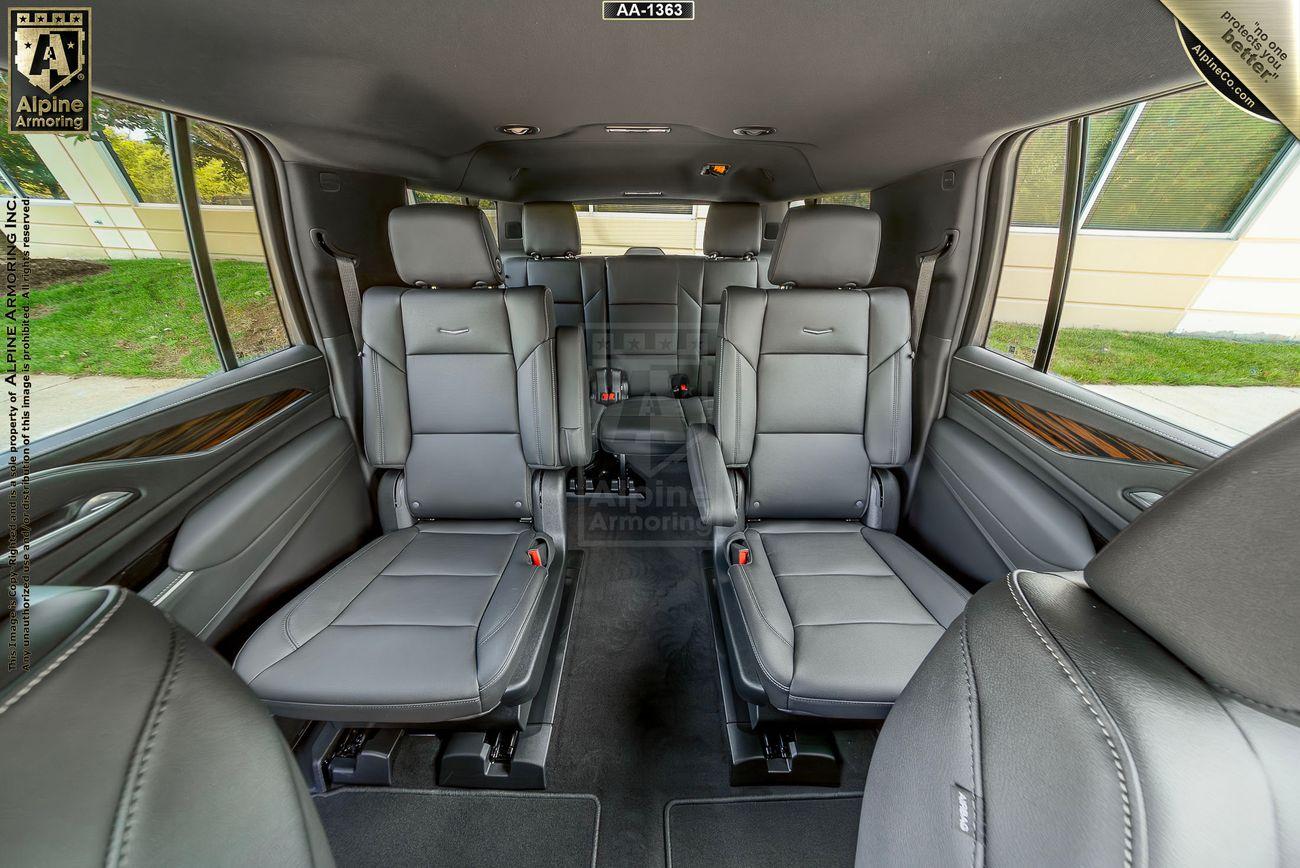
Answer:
xmin=164 ymin=112 xmax=238 ymax=371
xmin=1034 ymin=117 xmax=1088 ymax=371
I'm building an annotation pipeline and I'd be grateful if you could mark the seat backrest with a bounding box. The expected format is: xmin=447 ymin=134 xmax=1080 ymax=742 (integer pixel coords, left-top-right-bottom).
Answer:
xmin=504 ymin=201 xmax=608 ymax=368
xmin=363 ymin=203 xmax=560 ymax=520
xmin=603 ymin=253 xmax=703 ymax=396
xmin=1 ymin=586 xmax=332 ymax=866
xmin=856 ymin=410 xmax=1300 ymax=866
xmin=697 ymin=202 xmax=767 ymax=398
xmin=715 ymin=205 xmax=912 ymax=519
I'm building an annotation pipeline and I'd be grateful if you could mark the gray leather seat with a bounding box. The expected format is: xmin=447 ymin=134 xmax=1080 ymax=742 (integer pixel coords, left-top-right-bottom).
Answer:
xmin=694 ymin=204 xmax=969 ymax=718
xmin=857 ymin=410 xmax=1300 ymax=866
xmin=3 ymin=586 xmax=332 ymax=866
xmin=597 ymin=204 xmax=768 ymax=461
xmin=236 ymin=203 xmax=586 ymax=723
xmin=686 ymin=202 xmax=771 ymax=426
xmin=504 ymin=201 xmax=609 ymax=370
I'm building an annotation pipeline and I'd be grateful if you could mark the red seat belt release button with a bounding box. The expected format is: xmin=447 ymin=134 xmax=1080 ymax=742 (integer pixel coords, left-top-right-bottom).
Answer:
xmin=737 ymin=548 xmax=751 ymax=566
xmin=527 ymin=548 xmax=543 ymax=568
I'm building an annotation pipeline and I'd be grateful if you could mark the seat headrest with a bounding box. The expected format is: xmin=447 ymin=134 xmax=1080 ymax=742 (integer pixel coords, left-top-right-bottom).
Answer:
xmin=1085 ymin=409 xmax=1300 ymax=714
xmin=703 ymin=203 xmax=762 ymax=258
xmin=389 ymin=203 xmax=502 ymax=288
xmin=767 ymin=205 xmax=881 ymax=288
xmin=522 ymin=202 xmax=581 ymax=257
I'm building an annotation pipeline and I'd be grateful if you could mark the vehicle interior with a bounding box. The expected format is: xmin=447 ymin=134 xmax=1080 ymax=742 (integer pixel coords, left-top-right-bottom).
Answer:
xmin=4 ymin=1 xmax=1298 ymax=866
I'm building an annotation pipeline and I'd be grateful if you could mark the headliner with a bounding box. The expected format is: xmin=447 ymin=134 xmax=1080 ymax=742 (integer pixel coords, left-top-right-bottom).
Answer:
xmin=55 ymin=0 xmax=1195 ymax=201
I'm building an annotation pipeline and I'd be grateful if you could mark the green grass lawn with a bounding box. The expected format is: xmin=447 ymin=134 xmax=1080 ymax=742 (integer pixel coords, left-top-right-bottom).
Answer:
xmin=988 ymin=322 xmax=1300 ymax=387
xmin=25 ymin=260 xmax=1300 ymax=386
xmin=30 ymin=259 xmax=286 ymax=378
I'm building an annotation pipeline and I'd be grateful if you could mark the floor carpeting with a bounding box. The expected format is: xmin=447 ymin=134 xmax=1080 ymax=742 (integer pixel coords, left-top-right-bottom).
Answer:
xmin=314 ymin=788 xmax=600 ymax=868
xmin=664 ymin=794 xmax=863 ymax=868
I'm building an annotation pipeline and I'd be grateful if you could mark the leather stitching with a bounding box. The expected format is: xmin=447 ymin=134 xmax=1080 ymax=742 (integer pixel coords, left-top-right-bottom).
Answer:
xmin=478 ymin=563 xmax=546 ymax=646
xmin=278 ymin=533 xmax=409 ymax=651
xmin=114 ymin=626 xmax=185 ymax=866
xmin=148 ymin=572 xmax=189 ymax=605
xmin=1209 ymin=682 xmax=1300 ymax=719
xmin=735 ymin=561 xmax=794 ymax=650
xmin=960 ymin=614 xmax=983 ymax=866
xmin=479 ymin=562 xmax=555 ymax=691
xmin=0 ymin=590 xmax=125 ymax=718
xmin=1007 ymin=572 xmax=1134 ymax=867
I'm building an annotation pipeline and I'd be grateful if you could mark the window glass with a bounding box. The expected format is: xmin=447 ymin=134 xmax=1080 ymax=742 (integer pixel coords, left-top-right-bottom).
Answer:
xmin=984 ymin=122 xmax=1070 ymax=365
xmin=0 ymin=72 xmax=69 ymax=198
xmin=409 ymin=190 xmax=497 ymax=236
xmin=4 ymin=93 xmax=284 ymax=441
xmin=1083 ymin=89 xmax=1293 ymax=232
xmin=577 ymin=201 xmax=705 ymax=255
xmin=817 ymin=190 xmax=871 ymax=208
xmin=189 ymin=120 xmax=290 ymax=363
xmin=93 ymin=96 xmax=179 ymax=204
xmin=984 ymin=86 xmax=1300 ymax=445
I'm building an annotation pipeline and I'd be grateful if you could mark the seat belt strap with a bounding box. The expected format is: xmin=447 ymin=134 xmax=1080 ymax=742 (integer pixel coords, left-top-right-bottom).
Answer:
xmin=910 ymin=250 xmax=939 ymax=350
xmin=311 ymin=229 xmax=363 ymax=355
xmin=911 ymin=230 xmax=957 ymax=350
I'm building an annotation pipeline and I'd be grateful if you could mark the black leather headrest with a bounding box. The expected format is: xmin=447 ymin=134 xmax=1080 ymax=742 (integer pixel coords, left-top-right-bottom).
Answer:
xmin=703 ymin=203 xmax=762 ymax=258
xmin=389 ymin=203 xmax=502 ymax=288
xmin=1086 ymin=409 xmax=1300 ymax=714
xmin=522 ymin=202 xmax=581 ymax=257
xmin=767 ymin=205 xmax=881 ymax=288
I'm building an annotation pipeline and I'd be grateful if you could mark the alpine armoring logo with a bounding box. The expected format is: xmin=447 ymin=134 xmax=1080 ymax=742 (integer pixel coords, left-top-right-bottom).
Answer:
xmin=8 ymin=8 xmax=91 ymax=134
xmin=1178 ymin=20 xmax=1280 ymax=123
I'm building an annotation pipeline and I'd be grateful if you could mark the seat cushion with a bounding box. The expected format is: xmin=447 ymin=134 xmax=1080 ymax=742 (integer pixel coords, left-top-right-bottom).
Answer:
xmin=728 ymin=521 xmax=968 ymax=718
xmin=597 ymin=395 xmax=708 ymax=456
xmin=234 ymin=522 xmax=554 ymax=723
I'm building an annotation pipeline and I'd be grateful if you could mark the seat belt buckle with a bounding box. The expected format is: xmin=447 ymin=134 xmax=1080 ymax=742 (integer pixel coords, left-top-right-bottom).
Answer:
xmin=671 ymin=374 xmax=691 ymax=399
xmin=730 ymin=541 xmax=751 ymax=566
xmin=591 ymin=368 xmax=628 ymax=405
xmin=526 ymin=541 xmax=549 ymax=568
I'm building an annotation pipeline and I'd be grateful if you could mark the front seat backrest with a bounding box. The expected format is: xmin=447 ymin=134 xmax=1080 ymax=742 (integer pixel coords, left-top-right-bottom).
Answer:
xmin=1 ymin=586 xmax=332 ymax=866
xmin=716 ymin=205 xmax=911 ymax=518
xmin=364 ymin=203 xmax=561 ymax=519
xmin=856 ymin=410 xmax=1300 ymax=866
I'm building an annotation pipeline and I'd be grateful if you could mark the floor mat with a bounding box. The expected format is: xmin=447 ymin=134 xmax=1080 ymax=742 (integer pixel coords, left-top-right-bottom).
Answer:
xmin=314 ymin=788 xmax=600 ymax=868
xmin=664 ymin=794 xmax=863 ymax=868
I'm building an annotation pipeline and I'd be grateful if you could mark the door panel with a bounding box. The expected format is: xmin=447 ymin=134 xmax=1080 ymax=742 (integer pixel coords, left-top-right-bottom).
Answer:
xmin=138 ymin=417 xmax=369 ymax=643
xmin=18 ymin=346 xmax=368 ymax=598
xmin=910 ymin=346 xmax=1222 ymax=582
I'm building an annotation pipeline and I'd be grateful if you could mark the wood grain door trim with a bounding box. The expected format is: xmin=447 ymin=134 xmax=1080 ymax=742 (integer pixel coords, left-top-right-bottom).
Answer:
xmin=78 ymin=389 xmax=311 ymax=463
xmin=969 ymin=389 xmax=1188 ymax=466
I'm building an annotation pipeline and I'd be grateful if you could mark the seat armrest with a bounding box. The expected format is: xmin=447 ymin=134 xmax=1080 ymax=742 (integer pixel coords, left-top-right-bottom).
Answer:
xmin=687 ymin=423 xmax=737 ymax=526
xmin=556 ymin=326 xmax=592 ymax=467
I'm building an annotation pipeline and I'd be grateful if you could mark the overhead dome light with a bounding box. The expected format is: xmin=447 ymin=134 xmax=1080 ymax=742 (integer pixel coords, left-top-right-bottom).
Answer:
xmin=732 ymin=126 xmax=776 ymax=137
xmin=497 ymin=125 xmax=539 ymax=136
xmin=606 ymin=125 xmax=671 ymax=134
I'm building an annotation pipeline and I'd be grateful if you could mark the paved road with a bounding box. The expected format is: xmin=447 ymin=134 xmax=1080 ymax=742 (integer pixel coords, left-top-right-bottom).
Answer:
xmin=23 ymin=375 xmax=1300 ymax=447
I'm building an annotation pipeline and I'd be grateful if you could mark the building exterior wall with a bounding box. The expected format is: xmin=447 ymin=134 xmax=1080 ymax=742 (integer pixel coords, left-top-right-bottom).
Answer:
xmin=992 ymin=157 xmax=1300 ymax=339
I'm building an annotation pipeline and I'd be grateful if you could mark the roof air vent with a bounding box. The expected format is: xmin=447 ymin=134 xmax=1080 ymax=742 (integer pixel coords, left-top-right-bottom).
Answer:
xmin=497 ymin=125 xmax=540 ymax=136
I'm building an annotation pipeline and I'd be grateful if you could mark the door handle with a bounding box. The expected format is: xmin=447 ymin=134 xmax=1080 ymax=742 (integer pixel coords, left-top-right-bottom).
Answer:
xmin=1123 ymin=489 xmax=1164 ymax=511
xmin=29 ymin=491 xmax=136 ymax=560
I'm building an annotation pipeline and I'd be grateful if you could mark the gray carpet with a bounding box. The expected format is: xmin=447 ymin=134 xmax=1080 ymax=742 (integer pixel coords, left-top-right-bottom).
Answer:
xmin=314 ymin=788 xmax=600 ymax=868
xmin=665 ymin=794 xmax=863 ymax=868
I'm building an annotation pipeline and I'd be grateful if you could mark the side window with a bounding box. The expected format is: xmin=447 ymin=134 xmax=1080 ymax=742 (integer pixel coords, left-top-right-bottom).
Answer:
xmin=0 ymin=81 xmax=294 ymax=441
xmin=187 ymin=119 xmax=289 ymax=363
xmin=983 ymin=87 xmax=1300 ymax=445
